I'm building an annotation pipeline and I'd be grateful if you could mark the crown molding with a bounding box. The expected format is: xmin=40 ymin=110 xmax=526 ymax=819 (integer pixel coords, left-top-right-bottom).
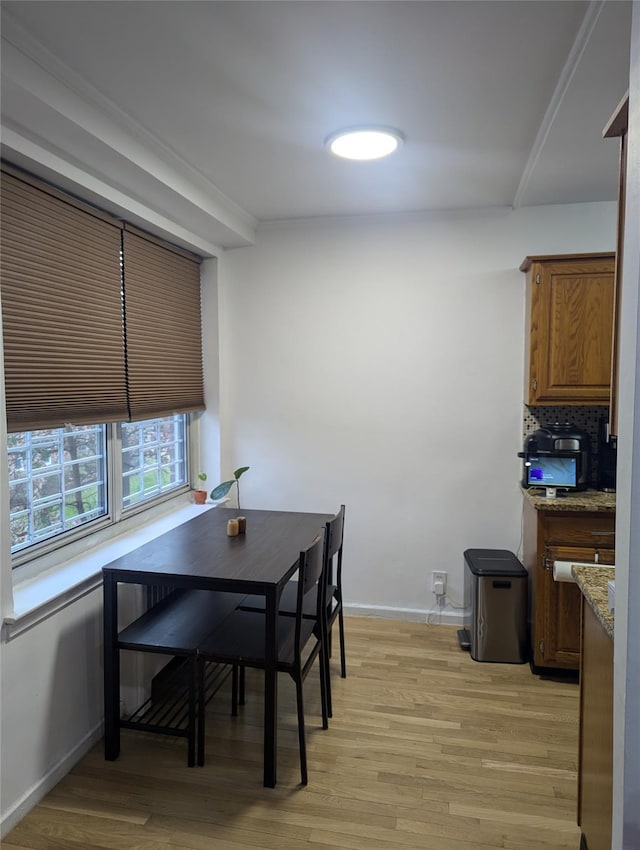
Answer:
xmin=512 ymin=0 xmax=606 ymax=209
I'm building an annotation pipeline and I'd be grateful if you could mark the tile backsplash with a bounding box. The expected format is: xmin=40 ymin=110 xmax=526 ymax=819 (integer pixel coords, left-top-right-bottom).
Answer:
xmin=522 ymin=405 xmax=609 ymax=486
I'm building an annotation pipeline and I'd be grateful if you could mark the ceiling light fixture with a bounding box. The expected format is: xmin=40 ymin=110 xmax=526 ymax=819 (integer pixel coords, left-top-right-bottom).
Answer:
xmin=326 ymin=126 xmax=404 ymax=161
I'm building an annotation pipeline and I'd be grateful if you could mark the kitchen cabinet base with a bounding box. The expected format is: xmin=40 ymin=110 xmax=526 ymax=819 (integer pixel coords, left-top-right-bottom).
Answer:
xmin=522 ymin=499 xmax=615 ymax=671
xmin=577 ymin=599 xmax=613 ymax=850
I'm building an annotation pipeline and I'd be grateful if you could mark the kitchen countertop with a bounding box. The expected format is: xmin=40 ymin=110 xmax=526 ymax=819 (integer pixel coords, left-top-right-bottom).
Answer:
xmin=522 ymin=487 xmax=616 ymax=513
xmin=572 ymin=565 xmax=615 ymax=640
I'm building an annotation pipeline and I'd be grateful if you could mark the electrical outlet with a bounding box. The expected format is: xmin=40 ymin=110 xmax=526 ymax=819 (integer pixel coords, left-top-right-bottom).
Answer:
xmin=432 ymin=570 xmax=447 ymax=596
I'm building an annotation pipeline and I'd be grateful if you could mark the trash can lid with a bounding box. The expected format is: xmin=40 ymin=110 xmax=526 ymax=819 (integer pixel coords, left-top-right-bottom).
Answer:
xmin=464 ymin=548 xmax=527 ymax=576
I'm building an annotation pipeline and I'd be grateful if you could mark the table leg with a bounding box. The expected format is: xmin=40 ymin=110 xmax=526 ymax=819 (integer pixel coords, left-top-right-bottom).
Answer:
xmin=103 ymin=573 xmax=120 ymax=760
xmin=263 ymin=586 xmax=278 ymax=787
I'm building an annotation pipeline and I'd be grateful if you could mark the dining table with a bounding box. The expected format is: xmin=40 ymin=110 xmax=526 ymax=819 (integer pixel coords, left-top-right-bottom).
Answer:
xmin=102 ymin=506 xmax=333 ymax=787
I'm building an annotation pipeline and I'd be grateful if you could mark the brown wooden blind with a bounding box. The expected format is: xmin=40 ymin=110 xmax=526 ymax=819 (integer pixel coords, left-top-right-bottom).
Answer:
xmin=123 ymin=228 xmax=204 ymax=421
xmin=1 ymin=169 xmax=128 ymax=431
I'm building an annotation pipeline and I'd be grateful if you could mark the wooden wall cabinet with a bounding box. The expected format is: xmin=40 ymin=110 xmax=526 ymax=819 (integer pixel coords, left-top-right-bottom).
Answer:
xmin=522 ymin=501 xmax=615 ymax=671
xmin=521 ymin=253 xmax=615 ymax=405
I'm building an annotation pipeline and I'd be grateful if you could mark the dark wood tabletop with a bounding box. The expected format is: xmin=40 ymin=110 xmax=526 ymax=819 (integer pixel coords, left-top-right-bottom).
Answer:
xmin=102 ymin=507 xmax=332 ymax=586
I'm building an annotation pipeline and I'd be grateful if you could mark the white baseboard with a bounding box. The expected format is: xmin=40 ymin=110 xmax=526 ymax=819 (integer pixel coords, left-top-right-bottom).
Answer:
xmin=344 ymin=602 xmax=465 ymax=626
xmin=0 ymin=721 xmax=103 ymax=839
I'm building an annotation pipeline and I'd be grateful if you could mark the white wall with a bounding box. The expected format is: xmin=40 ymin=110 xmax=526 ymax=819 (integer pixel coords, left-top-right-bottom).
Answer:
xmin=213 ymin=203 xmax=616 ymax=620
xmin=198 ymin=256 xmax=222 ymax=485
xmin=612 ymin=3 xmax=640 ymax=846
xmin=0 ymin=588 xmax=104 ymax=832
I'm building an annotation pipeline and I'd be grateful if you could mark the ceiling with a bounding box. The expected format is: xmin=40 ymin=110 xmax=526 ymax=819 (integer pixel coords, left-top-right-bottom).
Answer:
xmin=0 ymin=1 xmax=632 ymax=253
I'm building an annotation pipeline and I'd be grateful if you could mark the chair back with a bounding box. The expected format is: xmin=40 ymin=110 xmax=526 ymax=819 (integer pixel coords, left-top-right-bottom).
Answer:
xmin=294 ymin=532 xmax=325 ymax=651
xmin=325 ymin=505 xmax=345 ymax=562
xmin=324 ymin=504 xmax=345 ymax=589
xmin=299 ymin=532 xmax=325 ymax=596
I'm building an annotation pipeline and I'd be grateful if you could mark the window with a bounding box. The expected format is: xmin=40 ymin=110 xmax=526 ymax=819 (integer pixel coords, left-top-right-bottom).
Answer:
xmin=8 ymin=414 xmax=188 ymax=558
xmin=9 ymin=424 xmax=108 ymax=554
xmin=122 ymin=415 xmax=187 ymax=510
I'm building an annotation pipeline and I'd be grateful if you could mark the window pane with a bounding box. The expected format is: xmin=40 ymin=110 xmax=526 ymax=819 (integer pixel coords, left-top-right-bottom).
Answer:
xmin=8 ymin=425 xmax=108 ymax=554
xmin=121 ymin=415 xmax=187 ymax=510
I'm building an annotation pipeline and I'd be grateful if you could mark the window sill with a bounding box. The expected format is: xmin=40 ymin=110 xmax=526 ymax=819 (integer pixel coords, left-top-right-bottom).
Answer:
xmin=3 ymin=498 xmax=221 ymax=641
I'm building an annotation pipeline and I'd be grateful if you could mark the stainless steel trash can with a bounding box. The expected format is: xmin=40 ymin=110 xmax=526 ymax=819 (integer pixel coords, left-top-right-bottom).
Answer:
xmin=460 ymin=549 xmax=528 ymax=663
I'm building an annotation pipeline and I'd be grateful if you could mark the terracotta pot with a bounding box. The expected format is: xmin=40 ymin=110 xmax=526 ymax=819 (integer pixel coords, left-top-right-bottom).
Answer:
xmin=193 ymin=489 xmax=207 ymax=505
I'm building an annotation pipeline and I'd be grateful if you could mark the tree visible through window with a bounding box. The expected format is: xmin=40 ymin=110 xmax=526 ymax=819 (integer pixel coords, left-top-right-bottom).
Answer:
xmin=8 ymin=425 xmax=107 ymax=554
xmin=8 ymin=414 xmax=188 ymax=557
xmin=122 ymin=416 xmax=187 ymax=509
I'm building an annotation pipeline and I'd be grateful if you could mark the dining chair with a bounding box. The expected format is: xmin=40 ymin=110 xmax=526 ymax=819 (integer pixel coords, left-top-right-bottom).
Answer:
xmin=116 ymin=588 xmax=241 ymax=766
xmin=196 ymin=533 xmax=328 ymax=785
xmin=237 ymin=505 xmax=346 ymax=715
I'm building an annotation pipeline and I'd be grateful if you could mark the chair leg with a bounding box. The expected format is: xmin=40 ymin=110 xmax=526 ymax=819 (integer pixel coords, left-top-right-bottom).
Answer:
xmin=197 ymin=659 xmax=206 ymax=767
xmin=338 ymin=604 xmax=347 ymax=678
xmin=322 ymin=618 xmax=333 ymax=718
xmin=295 ymin=675 xmax=308 ymax=785
xmin=325 ymin=651 xmax=333 ymax=718
xmin=319 ymin=648 xmax=329 ymax=730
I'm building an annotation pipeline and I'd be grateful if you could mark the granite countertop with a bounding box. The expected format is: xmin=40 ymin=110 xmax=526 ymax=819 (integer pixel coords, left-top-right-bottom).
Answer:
xmin=572 ymin=565 xmax=615 ymax=640
xmin=522 ymin=487 xmax=616 ymax=513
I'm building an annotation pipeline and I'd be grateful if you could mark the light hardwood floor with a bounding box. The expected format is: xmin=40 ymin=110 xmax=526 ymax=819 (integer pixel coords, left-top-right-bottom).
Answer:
xmin=4 ymin=618 xmax=581 ymax=849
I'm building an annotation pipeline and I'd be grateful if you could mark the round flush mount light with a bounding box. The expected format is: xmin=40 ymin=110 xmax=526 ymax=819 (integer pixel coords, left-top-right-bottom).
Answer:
xmin=325 ymin=126 xmax=404 ymax=161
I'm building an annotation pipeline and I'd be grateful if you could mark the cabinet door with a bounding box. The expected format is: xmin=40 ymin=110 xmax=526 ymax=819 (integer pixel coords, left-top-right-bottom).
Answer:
xmin=541 ymin=545 xmax=615 ymax=668
xmin=526 ymin=256 xmax=615 ymax=404
xmin=578 ymin=599 xmax=614 ymax=849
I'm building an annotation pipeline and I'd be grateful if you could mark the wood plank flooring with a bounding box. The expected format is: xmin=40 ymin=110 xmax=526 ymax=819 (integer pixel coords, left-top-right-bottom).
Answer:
xmin=4 ymin=618 xmax=581 ymax=849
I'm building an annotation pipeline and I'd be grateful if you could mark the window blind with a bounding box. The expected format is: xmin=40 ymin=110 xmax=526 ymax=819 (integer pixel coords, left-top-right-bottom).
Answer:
xmin=123 ymin=227 xmax=204 ymax=421
xmin=1 ymin=168 xmax=128 ymax=431
xmin=1 ymin=165 xmax=206 ymax=430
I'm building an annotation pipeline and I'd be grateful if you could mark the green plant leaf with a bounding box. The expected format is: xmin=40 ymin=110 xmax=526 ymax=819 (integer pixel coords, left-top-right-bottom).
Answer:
xmin=197 ymin=472 xmax=207 ymax=482
xmin=210 ymin=480 xmax=233 ymax=500
xmin=233 ymin=466 xmax=250 ymax=480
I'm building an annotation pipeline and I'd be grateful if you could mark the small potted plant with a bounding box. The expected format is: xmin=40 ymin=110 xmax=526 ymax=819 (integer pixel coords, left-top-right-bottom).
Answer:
xmin=193 ymin=472 xmax=208 ymax=504
xmin=210 ymin=466 xmax=249 ymax=509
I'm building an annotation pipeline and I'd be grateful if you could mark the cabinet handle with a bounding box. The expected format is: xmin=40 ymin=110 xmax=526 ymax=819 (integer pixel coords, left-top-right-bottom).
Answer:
xmin=591 ymin=531 xmax=615 ymax=536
